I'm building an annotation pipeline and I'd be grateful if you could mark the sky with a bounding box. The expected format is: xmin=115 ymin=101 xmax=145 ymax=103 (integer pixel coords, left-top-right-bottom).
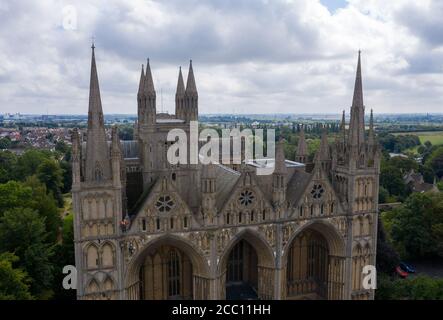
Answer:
xmin=0 ymin=0 xmax=443 ymax=115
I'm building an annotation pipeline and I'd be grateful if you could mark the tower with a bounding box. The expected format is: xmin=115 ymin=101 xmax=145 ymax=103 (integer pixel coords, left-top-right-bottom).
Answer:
xmin=175 ymin=67 xmax=186 ymax=120
xmin=184 ymin=60 xmax=198 ymax=122
xmin=72 ymin=45 xmax=124 ymax=299
xmin=331 ymin=51 xmax=381 ymax=300
xmin=295 ymin=125 xmax=308 ymax=163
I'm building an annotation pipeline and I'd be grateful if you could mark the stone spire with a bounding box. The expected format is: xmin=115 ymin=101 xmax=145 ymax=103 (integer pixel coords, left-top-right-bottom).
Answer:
xmin=274 ymin=138 xmax=287 ymax=174
xmin=368 ymin=109 xmax=375 ymax=146
xmin=340 ymin=110 xmax=346 ymax=132
xmin=111 ymin=126 xmax=122 ymax=187
xmin=144 ymin=59 xmax=156 ymax=95
xmin=71 ymin=128 xmax=81 ymax=187
xmin=175 ymin=66 xmax=185 ymax=118
xmin=185 ymin=60 xmax=197 ymax=94
xmin=137 ymin=64 xmax=145 ymax=97
xmin=336 ymin=110 xmax=346 ymax=144
xmin=315 ymin=127 xmax=330 ymax=163
xmin=349 ymin=51 xmax=365 ymax=148
xmin=111 ymin=126 xmax=121 ymax=157
xmin=141 ymin=59 xmax=156 ymax=126
xmin=85 ymin=44 xmax=111 ymax=182
xmin=295 ymin=125 xmax=308 ymax=163
xmin=185 ymin=60 xmax=198 ymax=122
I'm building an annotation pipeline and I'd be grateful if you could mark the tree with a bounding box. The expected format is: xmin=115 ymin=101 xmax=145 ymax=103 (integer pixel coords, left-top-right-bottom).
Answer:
xmin=60 ymin=160 xmax=72 ymax=194
xmin=0 ymin=137 xmax=11 ymax=150
xmin=37 ymin=159 xmax=64 ymax=207
xmin=51 ymin=214 xmax=76 ymax=300
xmin=380 ymin=163 xmax=407 ymax=199
xmin=0 ymin=208 xmax=55 ymax=297
xmin=24 ymin=176 xmax=62 ymax=243
xmin=0 ymin=179 xmax=61 ymax=243
xmin=0 ymin=252 xmax=33 ymax=300
xmin=425 ymin=146 xmax=443 ymax=178
xmin=16 ymin=149 xmax=52 ymax=180
xmin=0 ymin=151 xmax=18 ymax=183
xmin=376 ymin=217 xmax=400 ymax=274
xmin=0 ymin=181 xmax=32 ymax=215
xmin=387 ymin=192 xmax=443 ymax=259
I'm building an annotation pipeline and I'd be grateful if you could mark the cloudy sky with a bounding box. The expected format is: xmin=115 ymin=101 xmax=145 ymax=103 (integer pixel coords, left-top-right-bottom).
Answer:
xmin=1 ymin=0 xmax=443 ymax=115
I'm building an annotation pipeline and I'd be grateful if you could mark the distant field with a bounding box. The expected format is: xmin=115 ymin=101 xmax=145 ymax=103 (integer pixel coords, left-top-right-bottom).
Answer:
xmin=393 ymin=131 xmax=443 ymax=146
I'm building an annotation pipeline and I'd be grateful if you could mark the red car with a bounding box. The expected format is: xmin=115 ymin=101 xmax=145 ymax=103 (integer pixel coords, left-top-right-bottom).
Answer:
xmin=396 ymin=266 xmax=408 ymax=278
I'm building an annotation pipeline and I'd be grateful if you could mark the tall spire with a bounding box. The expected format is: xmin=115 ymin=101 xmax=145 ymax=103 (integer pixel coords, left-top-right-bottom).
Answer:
xmin=368 ymin=109 xmax=375 ymax=145
xmin=315 ymin=127 xmax=330 ymax=162
xmin=185 ymin=60 xmax=197 ymax=94
xmin=185 ymin=60 xmax=198 ymax=122
xmin=176 ymin=66 xmax=185 ymax=95
xmin=274 ymin=138 xmax=287 ymax=174
xmin=175 ymin=66 xmax=185 ymax=119
xmin=349 ymin=51 xmax=365 ymax=147
xmin=85 ymin=44 xmax=111 ymax=182
xmin=138 ymin=64 xmax=145 ymax=97
xmin=143 ymin=58 xmax=155 ymax=95
xmin=340 ymin=110 xmax=345 ymax=131
xmin=295 ymin=125 xmax=308 ymax=163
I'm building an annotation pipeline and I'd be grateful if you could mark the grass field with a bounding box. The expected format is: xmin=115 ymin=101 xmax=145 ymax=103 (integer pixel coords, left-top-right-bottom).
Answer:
xmin=393 ymin=131 xmax=443 ymax=146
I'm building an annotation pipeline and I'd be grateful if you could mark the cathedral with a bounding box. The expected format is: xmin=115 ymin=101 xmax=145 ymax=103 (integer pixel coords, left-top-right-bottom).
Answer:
xmin=71 ymin=45 xmax=381 ymax=300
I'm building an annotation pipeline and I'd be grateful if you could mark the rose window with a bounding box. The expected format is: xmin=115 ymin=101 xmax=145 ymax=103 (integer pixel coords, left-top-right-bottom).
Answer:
xmin=155 ymin=195 xmax=174 ymax=212
xmin=239 ymin=190 xmax=255 ymax=207
xmin=310 ymin=184 xmax=325 ymax=199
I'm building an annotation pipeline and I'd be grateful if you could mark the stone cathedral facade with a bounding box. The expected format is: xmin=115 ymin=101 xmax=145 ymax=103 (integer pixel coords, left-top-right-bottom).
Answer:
xmin=72 ymin=46 xmax=380 ymax=300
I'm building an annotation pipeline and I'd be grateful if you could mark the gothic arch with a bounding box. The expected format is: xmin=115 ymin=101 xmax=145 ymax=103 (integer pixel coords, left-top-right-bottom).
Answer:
xmin=85 ymin=278 xmax=100 ymax=295
xmin=218 ymin=228 xmax=275 ymax=272
xmin=85 ymin=243 xmax=99 ymax=270
xmin=282 ymin=220 xmax=345 ymax=259
xmin=217 ymin=228 xmax=276 ymax=300
xmin=101 ymin=242 xmax=115 ymax=268
xmin=282 ymin=220 xmax=346 ymax=300
xmin=124 ymin=234 xmax=210 ymax=300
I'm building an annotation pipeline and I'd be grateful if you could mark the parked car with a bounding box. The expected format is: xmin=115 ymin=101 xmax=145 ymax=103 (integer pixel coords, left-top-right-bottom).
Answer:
xmin=399 ymin=262 xmax=416 ymax=273
xmin=395 ymin=266 xmax=408 ymax=278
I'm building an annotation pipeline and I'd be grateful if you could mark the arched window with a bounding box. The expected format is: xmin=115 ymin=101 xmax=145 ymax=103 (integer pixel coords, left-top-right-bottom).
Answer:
xmin=86 ymin=245 xmax=99 ymax=269
xmin=168 ymin=250 xmax=181 ymax=297
xmin=320 ymin=204 xmax=324 ymax=215
xmin=299 ymin=206 xmax=303 ymax=217
xmin=101 ymin=243 xmax=114 ymax=268
xmin=251 ymin=210 xmax=255 ymax=222
xmin=310 ymin=205 xmax=314 ymax=216
xmin=331 ymin=202 xmax=334 ymax=214
xmin=95 ymin=162 xmax=103 ymax=181
xmin=262 ymin=210 xmax=266 ymax=221
xmin=239 ymin=212 xmax=243 ymax=223
xmin=226 ymin=212 xmax=230 ymax=225
xmin=86 ymin=279 xmax=100 ymax=294
xmin=156 ymin=218 xmax=161 ymax=230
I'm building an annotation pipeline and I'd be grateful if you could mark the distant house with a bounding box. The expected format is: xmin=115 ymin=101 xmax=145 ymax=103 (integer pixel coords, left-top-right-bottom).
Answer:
xmin=403 ymin=169 xmax=439 ymax=193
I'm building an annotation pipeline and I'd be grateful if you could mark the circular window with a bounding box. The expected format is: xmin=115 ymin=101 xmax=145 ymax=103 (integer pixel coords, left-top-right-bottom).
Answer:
xmin=239 ymin=190 xmax=255 ymax=207
xmin=155 ymin=195 xmax=174 ymax=212
xmin=310 ymin=184 xmax=325 ymax=199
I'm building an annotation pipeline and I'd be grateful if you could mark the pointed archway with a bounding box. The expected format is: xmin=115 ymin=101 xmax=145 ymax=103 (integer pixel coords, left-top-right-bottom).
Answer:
xmin=283 ymin=221 xmax=346 ymax=300
xmin=218 ymin=229 xmax=275 ymax=300
xmin=125 ymin=235 xmax=210 ymax=300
